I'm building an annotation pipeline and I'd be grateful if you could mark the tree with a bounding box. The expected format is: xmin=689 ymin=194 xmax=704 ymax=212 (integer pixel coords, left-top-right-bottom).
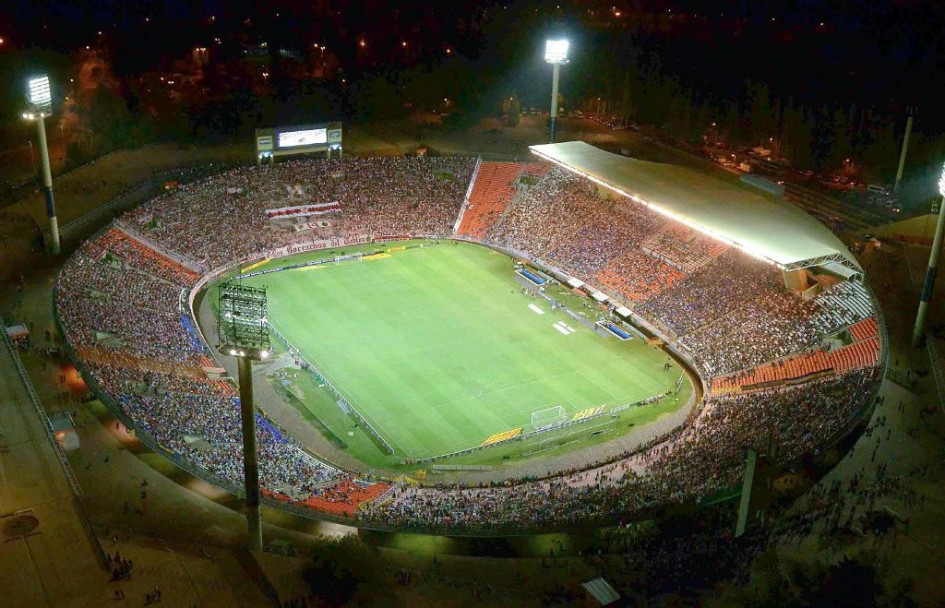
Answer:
xmin=88 ymin=86 xmax=134 ymax=150
xmin=859 ymin=117 xmax=900 ymax=183
xmin=782 ymin=103 xmax=815 ymax=169
xmin=350 ymin=70 xmax=406 ymax=120
xmin=666 ymin=88 xmax=694 ymax=141
xmin=826 ymin=107 xmax=855 ymax=169
xmin=502 ymin=95 xmax=521 ymax=126
xmin=746 ymin=81 xmax=776 ymax=147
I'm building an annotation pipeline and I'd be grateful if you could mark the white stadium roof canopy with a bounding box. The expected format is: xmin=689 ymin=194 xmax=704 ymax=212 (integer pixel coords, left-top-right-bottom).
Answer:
xmin=529 ymin=141 xmax=860 ymax=272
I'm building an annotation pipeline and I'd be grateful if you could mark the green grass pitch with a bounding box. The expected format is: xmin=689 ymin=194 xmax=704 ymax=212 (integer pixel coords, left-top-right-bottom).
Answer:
xmin=245 ymin=241 xmax=681 ymax=460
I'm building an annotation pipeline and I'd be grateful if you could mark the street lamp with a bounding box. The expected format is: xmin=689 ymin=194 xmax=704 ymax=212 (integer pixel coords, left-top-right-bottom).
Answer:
xmin=544 ymin=39 xmax=569 ymax=143
xmin=22 ymin=75 xmax=60 ymax=254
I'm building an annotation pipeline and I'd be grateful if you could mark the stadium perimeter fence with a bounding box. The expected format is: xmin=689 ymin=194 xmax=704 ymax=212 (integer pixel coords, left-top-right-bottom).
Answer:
xmin=1 ymin=317 xmax=111 ymax=570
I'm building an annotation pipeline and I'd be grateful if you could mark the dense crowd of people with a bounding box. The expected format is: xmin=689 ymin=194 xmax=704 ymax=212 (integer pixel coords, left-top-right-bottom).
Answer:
xmin=363 ymin=369 xmax=879 ymax=530
xmin=122 ymin=156 xmax=475 ymax=270
xmin=55 ymin=155 xmax=882 ymax=531
xmin=480 ymin=167 xmax=872 ymax=376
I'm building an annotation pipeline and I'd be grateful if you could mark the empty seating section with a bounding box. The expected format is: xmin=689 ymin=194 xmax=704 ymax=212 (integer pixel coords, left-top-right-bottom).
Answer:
xmin=834 ymin=336 xmax=881 ymax=372
xmin=457 ymin=162 xmax=526 ymax=238
xmin=712 ymin=349 xmax=831 ymax=393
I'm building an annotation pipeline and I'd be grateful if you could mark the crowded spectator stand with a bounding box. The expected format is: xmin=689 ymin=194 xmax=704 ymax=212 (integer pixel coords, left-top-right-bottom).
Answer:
xmin=53 ymin=153 xmax=885 ymax=533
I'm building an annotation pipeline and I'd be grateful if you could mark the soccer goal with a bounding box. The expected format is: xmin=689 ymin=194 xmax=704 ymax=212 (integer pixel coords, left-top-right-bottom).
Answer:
xmin=530 ymin=405 xmax=567 ymax=432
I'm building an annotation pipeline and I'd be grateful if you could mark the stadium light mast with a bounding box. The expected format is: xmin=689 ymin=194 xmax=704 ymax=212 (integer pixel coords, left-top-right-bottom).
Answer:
xmin=22 ymin=75 xmax=60 ymax=254
xmin=912 ymin=162 xmax=945 ymax=347
xmin=217 ymin=281 xmax=271 ymax=550
xmin=544 ymin=39 xmax=569 ymax=144
xmin=893 ymin=109 xmax=915 ymax=195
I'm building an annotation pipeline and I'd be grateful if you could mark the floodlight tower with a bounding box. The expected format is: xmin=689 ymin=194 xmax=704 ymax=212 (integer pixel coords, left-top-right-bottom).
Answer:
xmin=22 ymin=75 xmax=59 ymax=254
xmin=544 ymin=39 xmax=569 ymax=144
xmin=912 ymin=162 xmax=945 ymax=347
xmin=217 ymin=281 xmax=271 ymax=550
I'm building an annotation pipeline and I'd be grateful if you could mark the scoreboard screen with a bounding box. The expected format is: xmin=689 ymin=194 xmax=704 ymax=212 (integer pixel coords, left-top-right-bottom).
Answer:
xmin=255 ymin=122 xmax=342 ymax=163
xmin=277 ymin=128 xmax=327 ymax=149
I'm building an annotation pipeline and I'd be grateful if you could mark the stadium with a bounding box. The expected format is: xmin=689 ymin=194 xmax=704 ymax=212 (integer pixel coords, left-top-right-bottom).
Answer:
xmin=53 ymin=139 xmax=885 ymax=534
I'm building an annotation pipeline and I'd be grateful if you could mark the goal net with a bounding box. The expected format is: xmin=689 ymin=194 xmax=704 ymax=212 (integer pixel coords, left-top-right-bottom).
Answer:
xmin=530 ymin=405 xmax=567 ymax=432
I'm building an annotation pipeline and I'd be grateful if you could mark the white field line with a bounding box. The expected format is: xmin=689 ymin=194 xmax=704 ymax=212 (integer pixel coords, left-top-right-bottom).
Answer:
xmin=528 ymin=303 xmax=545 ymax=315
xmin=553 ymin=321 xmax=577 ymax=334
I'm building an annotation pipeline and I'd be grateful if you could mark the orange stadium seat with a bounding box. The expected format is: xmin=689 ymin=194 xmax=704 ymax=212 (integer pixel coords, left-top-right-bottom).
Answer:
xmin=711 ymin=330 xmax=880 ymax=395
xmin=458 ymin=162 xmax=536 ymax=238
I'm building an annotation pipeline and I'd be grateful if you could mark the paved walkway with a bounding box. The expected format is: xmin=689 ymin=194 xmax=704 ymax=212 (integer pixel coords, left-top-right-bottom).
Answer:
xmin=1 ymin=266 xmax=357 ymax=607
xmin=0 ymin=334 xmax=104 ymax=608
xmin=761 ymin=241 xmax=945 ymax=606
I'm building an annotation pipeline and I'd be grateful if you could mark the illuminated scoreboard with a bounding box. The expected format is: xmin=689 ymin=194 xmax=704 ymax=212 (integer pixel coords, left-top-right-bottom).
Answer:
xmin=255 ymin=122 xmax=342 ymax=162
xmin=278 ymin=128 xmax=326 ymax=148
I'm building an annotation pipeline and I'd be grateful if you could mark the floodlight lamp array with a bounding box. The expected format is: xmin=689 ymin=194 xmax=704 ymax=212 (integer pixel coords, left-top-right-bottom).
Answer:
xmin=938 ymin=162 xmax=945 ymax=197
xmin=544 ymin=39 xmax=569 ymax=64
xmin=217 ymin=282 xmax=271 ymax=360
xmin=26 ymin=76 xmax=52 ymax=116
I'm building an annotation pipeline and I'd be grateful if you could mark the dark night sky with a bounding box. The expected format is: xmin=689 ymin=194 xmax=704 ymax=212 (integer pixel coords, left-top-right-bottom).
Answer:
xmin=2 ymin=1 xmax=945 ymax=135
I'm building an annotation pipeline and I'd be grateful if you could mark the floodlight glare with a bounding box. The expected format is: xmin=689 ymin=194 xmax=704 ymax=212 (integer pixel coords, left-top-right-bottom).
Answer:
xmin=27 ymin=76 xmax=52 ymax=111
xmin=938 ymin=162 xmax=945 ymax=196
xmin=545 ymin=39 xmax=569 ymax=63
xmin=545 ymin=39 xmax=570 ymax=143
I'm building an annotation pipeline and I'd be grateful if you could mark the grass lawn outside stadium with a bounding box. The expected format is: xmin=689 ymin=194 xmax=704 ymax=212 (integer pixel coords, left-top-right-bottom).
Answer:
xmin=213 ymin=239 xmax=691 ymax=469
